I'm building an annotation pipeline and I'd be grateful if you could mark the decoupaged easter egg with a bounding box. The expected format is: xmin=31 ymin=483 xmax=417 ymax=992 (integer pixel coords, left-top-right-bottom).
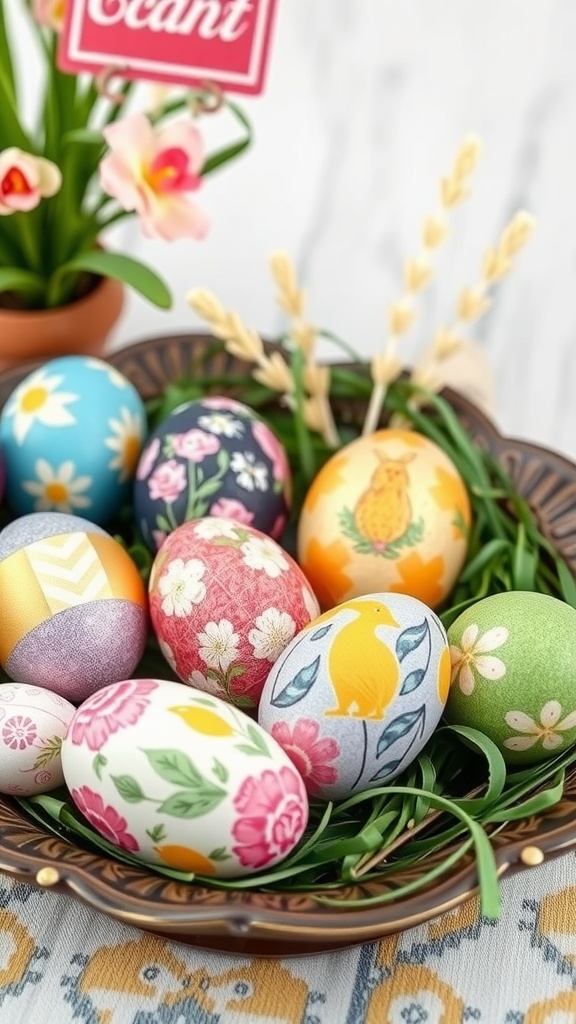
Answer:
xmin=259 ymin=592 xmax=451 ymax=800
xmin=445 ymin=591 xmax=576 ymax=765
xmin=297 ymin=428 xmax=471 ymax=610
xmin=134 ymin=396 xmax=292 ymax=551
xmin=0 ymin=512 xmax=147 ymax=702
xmin=149 ymin=517 xmax=320 ymax=709
xmin=0 ymin=355 xmax=146 ymax=524
xmin=61 ymin=678 xmax=309 ymax=877
xmin=0 ymin=682 xmax=75 ymax=795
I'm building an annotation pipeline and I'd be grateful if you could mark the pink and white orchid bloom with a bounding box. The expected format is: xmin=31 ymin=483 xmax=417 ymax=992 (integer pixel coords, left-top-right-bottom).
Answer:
xmin=0 ymin=149 xmax=62 ymax=216
xmin=33 ymin=0 xmax=66 ymax=32
xmin=99 ymin=114 xmax=209 ymax=242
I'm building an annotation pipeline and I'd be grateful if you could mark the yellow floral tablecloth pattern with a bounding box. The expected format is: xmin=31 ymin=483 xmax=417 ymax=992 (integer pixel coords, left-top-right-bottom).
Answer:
xmin=2 ymin=854 xmax=576 ymax=1022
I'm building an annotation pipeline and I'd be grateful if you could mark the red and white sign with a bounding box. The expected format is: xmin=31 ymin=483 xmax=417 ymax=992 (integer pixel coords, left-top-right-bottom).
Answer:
xmin=59 ymin=0 xmax=278 ymax=95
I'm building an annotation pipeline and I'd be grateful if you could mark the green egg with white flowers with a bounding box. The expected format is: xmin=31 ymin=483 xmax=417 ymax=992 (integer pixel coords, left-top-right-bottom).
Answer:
xmin=445 ymin=591 xmax=576 ymax=765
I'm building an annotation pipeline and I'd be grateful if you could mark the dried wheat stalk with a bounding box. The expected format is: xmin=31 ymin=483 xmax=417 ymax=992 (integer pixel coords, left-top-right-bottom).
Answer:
xmin=187 ymin=288 xmax=296 ymax=402
xmin=269 ymin=251 xmax=340 ymax=448
xmin=399 ymin=210 xmax=536 ymax=416
xmin=361 ymin=135 xmax=483 ymax=436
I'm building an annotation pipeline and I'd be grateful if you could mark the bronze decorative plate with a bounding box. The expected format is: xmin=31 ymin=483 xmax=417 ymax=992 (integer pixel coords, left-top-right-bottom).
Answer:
xmin=0 ymin=333 xmax=575 ymax=957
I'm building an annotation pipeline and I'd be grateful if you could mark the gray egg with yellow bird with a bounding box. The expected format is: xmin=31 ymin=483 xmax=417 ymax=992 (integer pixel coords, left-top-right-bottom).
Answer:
xmin=258 ymin=592 xmax=451 ymax=800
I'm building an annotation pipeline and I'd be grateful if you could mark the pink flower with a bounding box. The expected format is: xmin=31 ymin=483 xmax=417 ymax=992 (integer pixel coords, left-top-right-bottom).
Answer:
xmin=71 ymin=786 xmax=139 ymax=852
xmin=172 ymin=429 xmax=220 ymax=462
xmin=100 ymin=113 xmax=208 ymax=241
xmin=137 ymin=437 xmax=160 ymax=480
xmin=148 ymin=460 xmax=187 ymax=503
xmin=231 ymin=767 xmax=307 ymax=869
xmin=270 ymin=719 xmax=340 ymax=797
xmin=152 ymin=529 xmax=168 ymax=549
xmin=210 ymin=498 xmax=254 ymax=525
xmin=252 ymin=420 xmax=290 ymax=485
xmin=33 ymin=0 xmax=65 ymax=30
xmin=69 ymin=680 xmax=157 ymax=751
xmin=270 ymin=514 xmax=287 ymax=540
xmin=2 ymin=715 xmax=37 ymax=750
xmin=0 ymin=149 xmax=61 ymax=215
xmin=201 ymin=397 xmax=247 ymax=412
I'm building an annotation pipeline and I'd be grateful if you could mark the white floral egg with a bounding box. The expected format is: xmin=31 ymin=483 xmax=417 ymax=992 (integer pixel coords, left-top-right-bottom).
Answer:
xmin=258 ymin=592 xmax=451 ymax=800
xmin=0 ymin=683 xmax=75 ymax=795
xmin=446 ymin=591 xmax=576 ymax=764
xmin=61 ymin=679 xmax=309 ymax=878
xmin=0 ymin=356 xmax=146 ymax=525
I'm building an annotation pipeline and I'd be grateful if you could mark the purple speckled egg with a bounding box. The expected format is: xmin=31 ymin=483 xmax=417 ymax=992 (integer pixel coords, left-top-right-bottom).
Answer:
xmin=0 ymin=512 xmax=147 ymax=703
xmin=134 ymin=397 xmax=292 ymax=551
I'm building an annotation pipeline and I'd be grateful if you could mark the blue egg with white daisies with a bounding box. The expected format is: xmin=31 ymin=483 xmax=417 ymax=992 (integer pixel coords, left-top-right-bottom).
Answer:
xmin=0 ymin=356 xmax=146 ymax=525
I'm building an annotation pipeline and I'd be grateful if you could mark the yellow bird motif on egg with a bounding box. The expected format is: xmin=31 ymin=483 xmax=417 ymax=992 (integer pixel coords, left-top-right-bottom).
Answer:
xmin=307 ymin=599 xmax=401 ymax=719
xmin=354 ymin=451 xmax=415 ymax=551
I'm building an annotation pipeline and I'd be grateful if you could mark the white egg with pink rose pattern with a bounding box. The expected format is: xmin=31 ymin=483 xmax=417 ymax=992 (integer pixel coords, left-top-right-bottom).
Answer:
xmin=0 ymin=683 xmax=75 ymax=795
xmin=60 ymin=678 xmax=309 ymax=878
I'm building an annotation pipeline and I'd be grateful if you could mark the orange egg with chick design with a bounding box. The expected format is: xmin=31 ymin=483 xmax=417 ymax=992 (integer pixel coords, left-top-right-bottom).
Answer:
xmin=297 ymin=429 xmax=471 ymax=610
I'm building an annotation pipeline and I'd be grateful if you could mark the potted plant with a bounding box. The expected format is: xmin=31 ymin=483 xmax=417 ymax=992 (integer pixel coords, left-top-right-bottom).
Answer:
xmin=0 ymin=0 xmax=252 ymax=366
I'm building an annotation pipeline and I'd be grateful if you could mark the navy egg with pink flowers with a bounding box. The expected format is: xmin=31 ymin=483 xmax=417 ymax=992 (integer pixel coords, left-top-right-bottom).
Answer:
xmin=134 ymin=396 xmax=292 ymax=550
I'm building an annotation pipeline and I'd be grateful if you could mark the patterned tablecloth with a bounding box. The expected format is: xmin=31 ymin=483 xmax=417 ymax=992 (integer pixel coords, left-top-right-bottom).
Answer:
xmin=1 ymin=853 xmax=576 ymax=1023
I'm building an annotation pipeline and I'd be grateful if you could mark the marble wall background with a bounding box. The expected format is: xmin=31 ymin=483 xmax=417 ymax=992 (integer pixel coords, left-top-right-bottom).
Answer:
xmin=20 ymin=1 xmax=576 ymax=457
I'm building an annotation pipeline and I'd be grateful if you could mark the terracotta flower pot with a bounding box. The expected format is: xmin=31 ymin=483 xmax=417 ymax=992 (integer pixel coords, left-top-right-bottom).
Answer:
xmin=0 ymin=274 xmax=124 ymax=371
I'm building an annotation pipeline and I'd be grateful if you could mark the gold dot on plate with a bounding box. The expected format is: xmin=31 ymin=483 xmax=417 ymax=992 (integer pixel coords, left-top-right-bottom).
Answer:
xmin=35 ymin=866 xmax=60 ymax=887
xmin=520 ymin=846 xmax=545 ymax=867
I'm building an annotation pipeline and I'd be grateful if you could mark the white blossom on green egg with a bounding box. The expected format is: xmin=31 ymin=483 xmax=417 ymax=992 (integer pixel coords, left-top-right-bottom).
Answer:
xmin=449 ymin=623 xmax=508 ymax=695
xmin=504 ymin=701 xmax=576 ymax=752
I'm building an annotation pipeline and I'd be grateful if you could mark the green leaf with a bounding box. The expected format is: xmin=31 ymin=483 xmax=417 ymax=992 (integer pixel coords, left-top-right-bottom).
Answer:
xmin=92 ymin=753 xmax=108 ymax=782
xmin=143 ymin=749 xmax=203 ymax=788
xmin=146 ymin=824 xmax=167 ymax=844
xmin=32 ymin=735 xmax=62 ymax=770
xmin=208 ymin=847 xmax=231 ymax=861
xmin=49 ymin=251 xmax=172 ymax=309
xmin=0 ymin=5 xmax=15 ymax=106
xmin=111 ymin=774 xmax=146 ymax=803
xmin=212 ymin=758 xmax=229 ymax=783
xmin=0 ymin=267 xmax=46 ymax=300
xmin=158 ymin=788 xmax=226 ymax=819
xmin=201 ymin=99 xmax=253 ymax=177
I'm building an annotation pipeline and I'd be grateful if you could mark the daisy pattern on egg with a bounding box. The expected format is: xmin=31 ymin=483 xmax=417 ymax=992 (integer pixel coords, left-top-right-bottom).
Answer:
xmin=104 ymin=406 xmax=145 ymax=484
xmin=22 ymin=459 xmax=92 ymax=513
xmin=6 ymin=367 xmax=78 ymax=444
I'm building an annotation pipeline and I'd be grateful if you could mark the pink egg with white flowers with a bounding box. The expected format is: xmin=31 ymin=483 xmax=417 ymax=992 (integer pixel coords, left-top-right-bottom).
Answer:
xmin=149 ymin=518 xmax=320 ymax=709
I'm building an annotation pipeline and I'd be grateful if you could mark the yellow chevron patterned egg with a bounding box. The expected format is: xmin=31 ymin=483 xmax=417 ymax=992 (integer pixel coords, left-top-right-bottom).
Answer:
xmin=0 ymin=512 xmax=147 ymax=703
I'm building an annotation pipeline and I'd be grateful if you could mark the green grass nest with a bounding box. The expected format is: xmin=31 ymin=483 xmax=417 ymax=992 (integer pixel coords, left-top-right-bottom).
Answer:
xmin=14 ymin=360 xmax=576 ymax=922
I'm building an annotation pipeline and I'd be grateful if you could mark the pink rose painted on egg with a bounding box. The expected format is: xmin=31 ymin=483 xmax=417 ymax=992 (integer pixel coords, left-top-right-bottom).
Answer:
xmin=201 ymin=397 xmax=248 ymax=413
xmin=148 ymin=460 xmax=186 ymax=503
xmin=137 ymin=437 xmax=160 ymax=480
xmin=172 ymin=429 xmax=220 ymax=462
xmin=231 ymin=767 xmax=307 ymax=868
xmin=210 ymin=497 xmax=254 ymax=525
xmin=71 ymin=786 xmax=139 ymax=851
xmin=270 ymin=719 xmax=340 ymax=797
xmin=70 ymin=679 xmax=158 ymax=751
